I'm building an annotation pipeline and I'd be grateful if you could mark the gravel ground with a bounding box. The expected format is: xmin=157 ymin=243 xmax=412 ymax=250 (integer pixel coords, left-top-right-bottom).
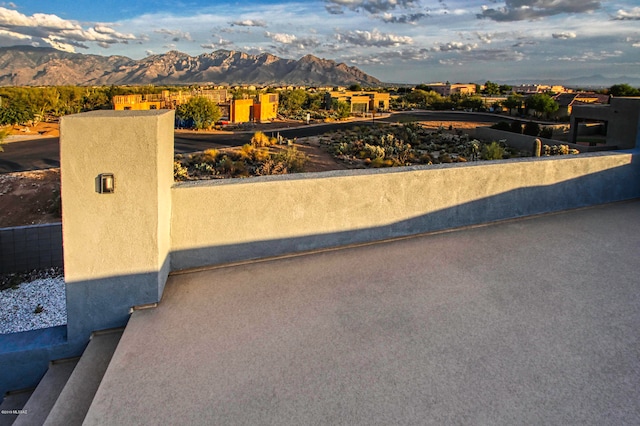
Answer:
xmin=0 ymin=268 xmax=66 ymax=334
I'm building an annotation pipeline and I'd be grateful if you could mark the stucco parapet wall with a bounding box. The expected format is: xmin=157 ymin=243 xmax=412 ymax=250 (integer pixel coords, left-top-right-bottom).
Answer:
xmin=172 ymin=151 xmax=633 ymax=189
xmin=170 ymin=151 xmax=639 ymax=270
xmin=571 ymin=104 xmax=612 ymax=120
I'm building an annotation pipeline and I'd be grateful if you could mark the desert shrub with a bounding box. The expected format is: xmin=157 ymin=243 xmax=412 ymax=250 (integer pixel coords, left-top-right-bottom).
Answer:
xmin=203 ymin=148 xmax=219 ymax=162
xmin=370 ymin=157 xmax=394 ymax=168
xmin=363 ymin=143 xmax=385 ymax=160
xmin=481 ymin=141 xmax=505 ymax=160
xmin=174 ymin=161 xmax=189 ymax=180
xmin=539 ymin=127 xmax=553 ymax=139
xmin=418 ymin=153 xmax=433 ymax=164
xmin=510 ymin=121 xmax=523 ymax=134
xmin=194 ymin=162 xmax=215 ymax=173
xmin=491 ymin=121 xmax=511 ymax=132
xmin=239 ymin=144 xmax=271 ymax=162
xmin=523 ymin=122 xmax=540 ymax=136
xmin=439 ymin=153 xmax=453 ymax=163
xmin=239 ymin=144 xmax=257 ymax=161
xmin=255 ymin=159 xmax=289 ymax=175
xmin=46 ymin=189 xmax=62 ymax=217
xmin=273 ymin=147 xmax=307 ymax=173
xmin=251 ymin=131 xmax=275 ymax=147
xmin=217 ymin=157 xmax=248 ymax=177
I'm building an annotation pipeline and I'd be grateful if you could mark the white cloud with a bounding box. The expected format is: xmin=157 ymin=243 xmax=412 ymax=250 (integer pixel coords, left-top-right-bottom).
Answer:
xmin=0 ymin=7 xmax=140 ymax=52
xmin=431 ymin=41 xmax=477 ymax=52
xmin=0 ymin=7 xmax=80 ymax=30
xmin=265 ymin=32 xmax=297 ymax=44
xmin=201 ymin=39 xmax=233 ymax=50
xmin=335 ymin=28 xmax=412 ymax=47
xmin=43 ymin=36 xmax=77 ymax=52
xmin=229 ymin=19 xmax=267 ymax=27
xmin=614 ymin=7 xmax=640 ymax=20
xmin=478 ymin=0 xmax=601 ymax=22
xmin=325 ymin=0 xmax=417 ymax=15
xmin=557 ymin=50 xmax=624 ymax=61
xmin=552 ymin=32 xmax=576 ymax=39
xmin=0 ymin=27 xmax=31 ymax=40
xmin=154 ymin=28 xmax=192 ymax=42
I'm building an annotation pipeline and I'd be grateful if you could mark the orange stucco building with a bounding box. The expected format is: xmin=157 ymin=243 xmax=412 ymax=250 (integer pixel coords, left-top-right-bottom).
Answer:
xmin=113 ymin=90 xmax=278 ymax=124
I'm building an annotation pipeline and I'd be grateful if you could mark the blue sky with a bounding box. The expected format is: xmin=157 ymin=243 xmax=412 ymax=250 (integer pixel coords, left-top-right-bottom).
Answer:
xmin=1 ymin=1 xmax=639 ymax=84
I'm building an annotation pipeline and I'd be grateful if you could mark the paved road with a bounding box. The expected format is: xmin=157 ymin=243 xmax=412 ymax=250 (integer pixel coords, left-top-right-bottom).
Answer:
xmin=0 ymin=111 xmax=513 ymax=173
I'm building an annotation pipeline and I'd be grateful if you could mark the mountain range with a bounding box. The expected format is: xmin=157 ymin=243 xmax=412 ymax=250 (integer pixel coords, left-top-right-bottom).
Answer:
xmin=0 ymin=46 xmax=381 ymax=87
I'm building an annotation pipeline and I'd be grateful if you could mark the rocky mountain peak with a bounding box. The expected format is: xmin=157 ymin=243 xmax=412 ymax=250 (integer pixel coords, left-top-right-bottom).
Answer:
xmin=0 ymin=46 xmax=382 ymax=86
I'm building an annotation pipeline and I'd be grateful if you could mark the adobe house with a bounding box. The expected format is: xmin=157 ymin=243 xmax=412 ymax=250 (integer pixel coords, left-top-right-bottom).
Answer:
xmin=325 ymin=90 xmax=390 ymax=113
xmin=113 ymin=89 xmax=277 ymax=124
xmin=570 ymin=97 xmax=640 ymax=149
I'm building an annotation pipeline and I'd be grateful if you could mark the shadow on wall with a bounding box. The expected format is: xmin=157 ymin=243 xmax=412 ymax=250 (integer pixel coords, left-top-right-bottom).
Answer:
xmin=170 ymin=152 xmax=640 ymax=270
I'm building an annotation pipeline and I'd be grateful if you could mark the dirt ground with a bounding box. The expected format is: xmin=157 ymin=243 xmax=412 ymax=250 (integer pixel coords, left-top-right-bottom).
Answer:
xmin=1 ymin=120 xmax=489 ymax=227
xmin=0 ymin=169 xmax=61 ymax=227
xmin=5 ymin=121 xmax=60 ymax=138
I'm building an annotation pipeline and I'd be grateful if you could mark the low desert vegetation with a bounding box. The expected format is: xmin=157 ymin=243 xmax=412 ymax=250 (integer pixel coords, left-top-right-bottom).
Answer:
xmin=322 ymin=122 xmax=526 ymax=167
xmin=174 ymin=122 xmax=580 ymax=181
xmin=174 ymin=132 xmax=308 ymax=180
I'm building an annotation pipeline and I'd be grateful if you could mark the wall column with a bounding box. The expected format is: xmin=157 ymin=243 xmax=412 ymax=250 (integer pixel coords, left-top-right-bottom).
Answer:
xmin=60 ymin=110 xmax=174 ymax=342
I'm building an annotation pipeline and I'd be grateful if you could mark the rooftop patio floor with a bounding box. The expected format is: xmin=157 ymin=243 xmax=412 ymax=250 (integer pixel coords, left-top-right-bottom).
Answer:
xmin=85 ymin=200 xmax=640 ymax=425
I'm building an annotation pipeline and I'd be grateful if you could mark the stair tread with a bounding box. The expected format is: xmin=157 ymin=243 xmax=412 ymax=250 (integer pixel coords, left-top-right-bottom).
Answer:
xmin=43 ymin=329 xmax=123 ymax=426
xmin=0 ymin=389 xmax=34 ymax=426
xmin=12 ymin=359 xmax=78 ymax=426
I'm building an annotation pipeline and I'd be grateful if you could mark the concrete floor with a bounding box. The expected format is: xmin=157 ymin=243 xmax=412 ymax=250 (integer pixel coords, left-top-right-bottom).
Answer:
xmin=85 ymin=201 xmax=640 ymax=425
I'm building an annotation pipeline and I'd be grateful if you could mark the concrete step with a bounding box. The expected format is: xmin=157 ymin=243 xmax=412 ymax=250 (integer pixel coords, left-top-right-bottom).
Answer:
xmin=42 ymin=328 xmax=124 ymax=426
xmin=12 ymin=358 xmax=79 ymax=426
xmin=0 ymin=389 xmax=34 ymax=426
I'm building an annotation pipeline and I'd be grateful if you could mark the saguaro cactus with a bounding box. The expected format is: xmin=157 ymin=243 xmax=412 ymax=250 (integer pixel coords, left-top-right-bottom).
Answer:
xmin=532 ymin=138 xmax=542 ymax=157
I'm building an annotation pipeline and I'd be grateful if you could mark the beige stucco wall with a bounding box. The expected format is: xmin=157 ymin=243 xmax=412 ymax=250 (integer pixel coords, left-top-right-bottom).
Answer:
xmin=571 ymin=98 xmax=640 ymax=149
xmin=61 ymin=110 xmax=173 ymax=287
xmin=170 ymin=151 xmax=639 ymax=270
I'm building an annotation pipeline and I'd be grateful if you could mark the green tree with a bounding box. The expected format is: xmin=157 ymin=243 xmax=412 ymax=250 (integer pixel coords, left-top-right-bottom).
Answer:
xmin=0 ymin=100 xmax=35 ymax=125
xmin=525 ymin=93 xmax=558 ymax=118
xmin=279 ymin=89 xmax=308 ymax=114
xmin=460 ymin=95 xmax=484 ymax=111
xmin=348 ymin=84 xmax=362 ymax=92
xmin=82 ymin=88 xmax=111 ymax=111
xmin=305 ymin=92 xmax=323 ymax=111
xmin=401 ymin=89 xmax=443 ymax=109
xmin=332 ymin=100 xmax=351 ymax=119
xmin=608 ymin=84 xmax=640 ymax=97
xmin=177 ymin=96 xmax=221 ymax=130
xmin=414 ymin=84 xmax=432 ymax=92
xmin=499 ymin=84 xmax=512 ymax=94
xmin=482 ymin=81 xmax=500 ymax=95
xmin=502 ymin=94 xmax=523 ymax=115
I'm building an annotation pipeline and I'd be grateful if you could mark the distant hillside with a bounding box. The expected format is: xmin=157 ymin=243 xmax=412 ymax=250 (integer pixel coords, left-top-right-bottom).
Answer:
xmin=474 ymin=74 xmax=640 ymax=89
xmin=0 ymin=46 xmax=381 ymax=87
